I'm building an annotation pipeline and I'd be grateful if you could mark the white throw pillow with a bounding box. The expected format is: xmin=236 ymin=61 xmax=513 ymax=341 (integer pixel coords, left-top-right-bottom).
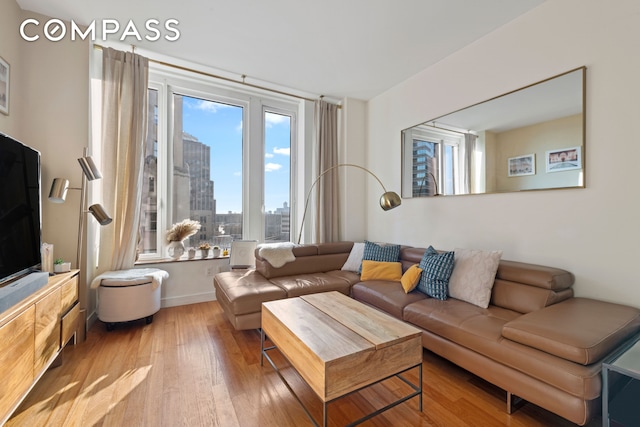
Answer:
xmin=448 ymin=248 xmax=503 ymax=308
xmin=341 ymin=242 xmax=365 ymax=272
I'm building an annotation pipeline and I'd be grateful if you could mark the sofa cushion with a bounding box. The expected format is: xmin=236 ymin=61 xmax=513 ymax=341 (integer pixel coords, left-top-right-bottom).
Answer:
xmin=417 ymin=247 xmax=454 ymax=300
xmin=325 ymin=270 xmax=361 ymax=286
xmin=317 ymin=241 xmax=355 ymax=255
xmin=341 ymin=242 xmax=365 ymax=272
xmin=351 ymin=281 xmax=427 ymax=319
xmin=400 ymin=246 xmax=427 ymax=271
xmin=502 ymin=297 xmax=640 ymax=365
xmin=401 ymin=264 xmax=423 ymax=293
xmin=269 ymin=272 xmax=352 ymax=298
xmin=359 ymin=241 xmax=401 ymax=273
xmin=257 ymin=251 xmax=350 ymax=279
xmin=448 ymin=248 xmax=502 ymax=308
xmin=361 ymin=261 xmax=403 ymax=281
xmin=403 ymin=297 xmax=520 ymax=340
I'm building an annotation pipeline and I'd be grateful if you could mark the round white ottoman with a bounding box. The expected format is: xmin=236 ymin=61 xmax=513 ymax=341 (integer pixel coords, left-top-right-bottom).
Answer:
xmin=98 ymin=275 xmax=162 ymax=331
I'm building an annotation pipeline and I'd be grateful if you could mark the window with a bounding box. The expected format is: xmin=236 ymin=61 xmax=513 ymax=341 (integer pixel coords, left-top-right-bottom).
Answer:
xmin=139 ymin=88 xmax=160 ymax=255
xmin=176 ymin=94 xmax=243 ymax=249
xmin=264 ymin=110 xmax=292 ymax=243
xmin=411 ymin=140 xmax=438 ymax=197
xmin=401 ymin=126 xmax=461 ymax=197
xmin=138 ymin=67 xmax=299 ymax=259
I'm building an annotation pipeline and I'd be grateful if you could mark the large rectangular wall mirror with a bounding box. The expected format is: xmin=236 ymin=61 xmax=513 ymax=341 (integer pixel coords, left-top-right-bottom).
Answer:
xmin=401 ymin=66 xmax=586 ymax=197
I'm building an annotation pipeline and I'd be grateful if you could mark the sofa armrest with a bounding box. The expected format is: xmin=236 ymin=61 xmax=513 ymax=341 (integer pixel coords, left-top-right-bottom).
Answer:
xmin=502 ymin=297 xmax=640 ymax=365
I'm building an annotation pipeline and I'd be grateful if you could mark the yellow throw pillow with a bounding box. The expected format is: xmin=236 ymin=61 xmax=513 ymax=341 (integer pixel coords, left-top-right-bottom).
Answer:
xmin=401 ymin=264 xmax=423 ymax=293
xmin=360 ymin=260 xmax=403 ymax=282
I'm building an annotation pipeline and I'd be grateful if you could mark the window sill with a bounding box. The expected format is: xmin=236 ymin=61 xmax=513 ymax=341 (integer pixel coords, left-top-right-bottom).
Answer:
xmin=135 ymin=255 xmax=230 ymax=266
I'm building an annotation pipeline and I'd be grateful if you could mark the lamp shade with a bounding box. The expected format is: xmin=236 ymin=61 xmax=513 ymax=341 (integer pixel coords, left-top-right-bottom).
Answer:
xmin=48 ymin=178 xmax=70 ymax=203
xmin=380 ymin=191 xmax=402 ymax=211
xmin=297 ymin=163 xmax=401 ymax=244
xmin=88 ymin=204 xmax=112 ymax=225
xmin=78 ymin=156 xmax=102 ymax=181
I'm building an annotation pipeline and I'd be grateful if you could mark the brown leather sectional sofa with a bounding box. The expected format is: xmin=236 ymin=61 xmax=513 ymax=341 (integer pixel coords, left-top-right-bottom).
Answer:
xmin=213 ymin=242 xmax=640 ymax=425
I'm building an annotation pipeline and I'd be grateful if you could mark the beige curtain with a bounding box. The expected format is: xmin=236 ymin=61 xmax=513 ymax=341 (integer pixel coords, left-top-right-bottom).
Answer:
xmin=459 ymin=133 xmax=477 ymax=194
xmin=100 ymin=47 xmax=149 ymax=270
xmin=314 ymin=100 xmax=339 ymax=243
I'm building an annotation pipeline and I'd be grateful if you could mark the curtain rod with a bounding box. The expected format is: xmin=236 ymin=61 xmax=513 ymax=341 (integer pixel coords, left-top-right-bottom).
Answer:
xmin=426 ymin=122 xmax=472 ymax=136
xmin=93 ymin=43 xmax=341 ymax=108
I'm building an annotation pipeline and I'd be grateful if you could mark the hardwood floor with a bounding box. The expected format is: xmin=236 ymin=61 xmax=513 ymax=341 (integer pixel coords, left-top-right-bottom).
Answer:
xmin=7 ymin=301 xmax=601 ymax=426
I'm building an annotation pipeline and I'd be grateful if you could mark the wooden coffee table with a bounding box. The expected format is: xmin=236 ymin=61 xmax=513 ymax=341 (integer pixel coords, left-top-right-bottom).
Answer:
xmin=261 ymin=291 xmax=423 ymax=426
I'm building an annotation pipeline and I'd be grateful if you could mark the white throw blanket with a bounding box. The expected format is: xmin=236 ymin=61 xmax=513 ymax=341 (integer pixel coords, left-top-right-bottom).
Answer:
xmin=90 ymin=268 xmax=169 ymax=291
xmin=258 ymin=242 xmax=296 ymax=268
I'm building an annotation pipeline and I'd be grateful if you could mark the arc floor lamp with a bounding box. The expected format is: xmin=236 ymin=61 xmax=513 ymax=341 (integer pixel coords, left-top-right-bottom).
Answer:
xmin=297 ymin=163 xmax=401 ymax=244
xmin=48 ymin=150 xmax=112 ymax=270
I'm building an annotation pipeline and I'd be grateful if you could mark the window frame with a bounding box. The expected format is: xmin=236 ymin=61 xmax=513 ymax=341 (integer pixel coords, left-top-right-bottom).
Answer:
xmin=262 ymin=104 xmax=296 ymax=243
xmin=138 ymin=65 xmax=300 ymax=261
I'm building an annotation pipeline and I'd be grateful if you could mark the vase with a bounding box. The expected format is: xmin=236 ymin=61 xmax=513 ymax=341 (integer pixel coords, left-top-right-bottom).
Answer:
xmin=167 ymin=240 xmax=185 ymax=260
xmin=212 ymin=248 xmax=221 ymax=258
xmin=53 ymin=262 xmax=71 ymax=273
xmin=200 ymin=249 xmax=210 ymax=259
xmin=187 ymin=247 xmax=196 ymax=259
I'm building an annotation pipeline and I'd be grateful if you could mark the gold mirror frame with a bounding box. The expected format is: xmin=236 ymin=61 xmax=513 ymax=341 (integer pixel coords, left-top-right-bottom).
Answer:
xmin=401 ymin=67 xmax=586 ymax=197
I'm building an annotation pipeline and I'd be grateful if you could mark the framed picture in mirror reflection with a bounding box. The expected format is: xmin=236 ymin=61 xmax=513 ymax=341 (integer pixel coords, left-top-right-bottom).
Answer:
xmin=546 ymin=146 xmax=581 ymax=173
xmin=508 ymin=154 xmax=535 ymax=177
xmin=0 ymin=56 xmax=8 ymax=116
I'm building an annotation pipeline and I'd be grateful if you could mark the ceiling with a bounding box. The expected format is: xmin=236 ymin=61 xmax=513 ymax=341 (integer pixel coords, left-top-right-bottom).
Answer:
xmin=432 ymin=67 xmax=584 ymax=133
xmin=16 ymin=0 xmax=545 ymax=100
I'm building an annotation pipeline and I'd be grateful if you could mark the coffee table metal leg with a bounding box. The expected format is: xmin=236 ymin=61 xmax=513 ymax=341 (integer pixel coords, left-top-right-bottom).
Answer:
xmin=262 ymin=343 xmax=322 ymax=427
xmin=260 ymin=329 xmax=264 ymax=366
xmin=419 ymin=363 xmax=423 ymax=411
xmin=262 ymin=341 xmax=422 ymax=427
xmin=323 ymin=402 xmax=327 ymax=427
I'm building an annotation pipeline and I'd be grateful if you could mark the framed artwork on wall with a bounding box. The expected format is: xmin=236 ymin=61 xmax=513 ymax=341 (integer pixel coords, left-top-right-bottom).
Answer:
xmin=0 ymin=56 xmax=8 ymax=116
xmin=508 ymin=154 xmax=535 ymax=177
xmin=546 ymin=146 xmax=581 ymax=173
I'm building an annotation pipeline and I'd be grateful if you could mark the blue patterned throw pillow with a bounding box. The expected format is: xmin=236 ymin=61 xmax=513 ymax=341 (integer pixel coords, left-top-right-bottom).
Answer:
xmin=358 ymin=240 xmax=401 ymax=273
xmin=417 ymin=246 xmax=454 ymax=300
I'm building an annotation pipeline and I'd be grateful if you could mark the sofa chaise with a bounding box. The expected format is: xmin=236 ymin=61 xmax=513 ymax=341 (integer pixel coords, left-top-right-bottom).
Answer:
xmin=213 ymin=242 xmax=640 ymax=425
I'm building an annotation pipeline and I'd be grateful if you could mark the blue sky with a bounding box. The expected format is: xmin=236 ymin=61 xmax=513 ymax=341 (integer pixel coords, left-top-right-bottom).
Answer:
xmin=181 ymin=96 xmax=290 ymax=213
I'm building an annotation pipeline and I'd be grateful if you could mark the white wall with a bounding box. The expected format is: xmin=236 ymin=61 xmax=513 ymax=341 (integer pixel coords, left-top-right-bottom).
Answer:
xmin=0 ymin=0 xmax=22 ymax=137
xmin=0 ymin=4 xmax=94 ymax=313
xmin=142 ymin=258 xmax=229 ymax=308
xmin=17 ymin=11 xmax=92 ymax=312
xmin=339 ymin=98 xmax=368 ymax=240
xmin=364 ymin=0 xmax=640 ymax=307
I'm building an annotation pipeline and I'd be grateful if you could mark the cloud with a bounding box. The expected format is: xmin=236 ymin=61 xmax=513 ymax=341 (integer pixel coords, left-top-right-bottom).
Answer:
xmin=233 ymin=171 xmax=242 ymax=177
xmin=265 ymin=112 xmax=289 ymax=128
xmin=265 ymin=163 xmax=282 ymax=172
xmin=186 ymin=98 xmax=233 ymax=113
xmin=273 ymin=147 xmax=290 ymax=156
xmin=236 ymin=120 xmax=243 ymax=133
xmin=265 ymin=153 xmax=274 ymax=158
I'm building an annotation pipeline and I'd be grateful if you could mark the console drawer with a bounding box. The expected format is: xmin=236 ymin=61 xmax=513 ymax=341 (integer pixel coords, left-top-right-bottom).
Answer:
xmin=61 ymin=303 xmax=79 ymax=346
xmin=60 ymin=276 xmax=78 ymax=314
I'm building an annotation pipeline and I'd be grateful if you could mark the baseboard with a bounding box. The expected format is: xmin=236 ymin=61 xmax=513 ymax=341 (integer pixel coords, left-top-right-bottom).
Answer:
xmin=161 ymin=291 xmax=216 ymax=308
xmin=86 ymin=309 xmax=98 ymax=330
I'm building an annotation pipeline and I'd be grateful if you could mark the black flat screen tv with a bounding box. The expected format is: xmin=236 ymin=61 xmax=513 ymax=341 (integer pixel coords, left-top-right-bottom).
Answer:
xmin=0 ymin=132 xmax=42 ymax=285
